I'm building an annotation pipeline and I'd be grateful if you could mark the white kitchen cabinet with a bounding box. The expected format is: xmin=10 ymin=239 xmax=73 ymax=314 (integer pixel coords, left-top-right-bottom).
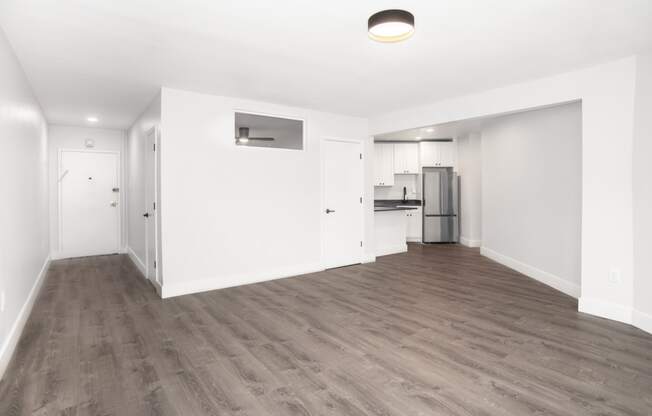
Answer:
xmin=406 ymin=207 xmax=422 ymax=242
xmin=419 ymin=141 xmax=457 ymax=168
xmin=438 ymin=142 xmax=457 ymax=167
xmin=393 ymin=143 xmax=419 ymax=174
xmin=374 ymin=143 xmax=394 ymax=186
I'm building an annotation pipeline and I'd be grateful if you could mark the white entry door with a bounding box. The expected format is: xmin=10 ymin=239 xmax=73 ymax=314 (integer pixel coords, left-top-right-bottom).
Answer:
xmin=144 ymin=128 xmax=159 ymax=284
xmin=59 ymin=150 xmax=120 ymax=257
xmin=322 ymin=139 xmax=363 ymax=268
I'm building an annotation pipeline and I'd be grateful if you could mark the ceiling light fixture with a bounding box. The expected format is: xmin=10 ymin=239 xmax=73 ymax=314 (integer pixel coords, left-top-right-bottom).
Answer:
xmin=426 ymin=128 xmax=434 ymax=133
xmin=87 ymin=116 xmax=99 ymax=123
xmin=368 ymin=9 xmax=415 ymax=43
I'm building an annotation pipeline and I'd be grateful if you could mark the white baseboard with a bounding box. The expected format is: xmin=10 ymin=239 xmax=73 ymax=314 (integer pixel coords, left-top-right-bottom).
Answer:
xmin=633 ymin=309 xmax=652 ymax=335
xmin=578 ymin=297 xmax=633 ymax=325
xmin=375 ymin=243 xmax=408 ymax=258
xmin=480 ymin=246 xmax=580 ymax=298
xmin=161 ymin=262 xmax=325 ymax=299
xmin=127 ymin=247 xmax=147 ymax=277
xmin=0 ymin=255 xmax=50 ymax=380
xmin=406 ymin=237 xmax=422 ymax=243
xmin=362 ymin=254 xmax=376 ymax=264
xmin=51 ymin=247 xmax=127 ymax=260
xmin=151 ymin=278 xmax=163 ymax=297
xmin=460 ymin=237 xmax=482 ymax=248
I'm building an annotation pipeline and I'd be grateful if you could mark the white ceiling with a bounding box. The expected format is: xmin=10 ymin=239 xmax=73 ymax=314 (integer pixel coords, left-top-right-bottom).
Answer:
xmin=1 ymin=0 xmax=650 ymax=129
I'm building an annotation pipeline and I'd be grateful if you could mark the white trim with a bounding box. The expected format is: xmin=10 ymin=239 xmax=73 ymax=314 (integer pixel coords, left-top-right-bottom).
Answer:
xmin=406 ymin=237 xmax=423 ymax=243
xmin=362 ymin=254 xmax=376 ymax=264
xmin=161 ymin=262 xmax=324 ymax=298
xmin=460 ymin=237 xmax=482 ymax=248
xmin=480 ymin=246 xmax=580 ymax=298
xmin=127 ymin=246 xmax=147 ymax=277
xmin=50 ymin=248 xmax=125 ymax=260
xmin=375 ymin=243 xmax=409 ymax=257
xmin=578 ymin=297 xmax=633 ymax=325
xmin=151 ymin=278 xmax=163 ymax=297
xmin=0 ymin=255 xmax=50 ymax=380
xmin=144 ymin=127 xmax=161 ymax=287
xmin=633 ymin=309 xmax=652 ymax=335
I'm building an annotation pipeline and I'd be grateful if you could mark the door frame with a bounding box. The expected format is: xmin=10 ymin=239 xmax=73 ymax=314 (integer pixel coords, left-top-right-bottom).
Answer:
xmin=144 ymin=126 xmax=161 ymax=290
xmin=57 ymin=148 xmax=122 ymax=258
xmin=320 ymin=137 xmax=364 ymax=269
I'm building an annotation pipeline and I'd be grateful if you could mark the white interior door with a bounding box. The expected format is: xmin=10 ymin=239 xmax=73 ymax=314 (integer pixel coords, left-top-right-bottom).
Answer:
xmin=145 ymin=128 xmax=158 ymax=283
xmin=59 ymin=150 xmax=120 ymax=257
xmin=323 ymin=139 xmax=363 ymax=268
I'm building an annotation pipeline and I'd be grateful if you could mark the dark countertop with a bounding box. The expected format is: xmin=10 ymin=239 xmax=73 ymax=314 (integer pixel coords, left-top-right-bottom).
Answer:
xmin=374 ymin=199 xmax=421 ymax=212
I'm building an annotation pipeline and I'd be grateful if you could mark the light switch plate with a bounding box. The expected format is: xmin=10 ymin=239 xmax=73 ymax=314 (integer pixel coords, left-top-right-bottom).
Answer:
xmin=608 ymin=268 xmax=622 ymax=284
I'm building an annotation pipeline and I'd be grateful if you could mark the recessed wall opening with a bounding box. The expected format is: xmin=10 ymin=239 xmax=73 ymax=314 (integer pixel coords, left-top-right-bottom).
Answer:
xmin=234 ymin=111 xmax=304 ymax=150
xmin=372 ymin=101 xmax=583 ymax=298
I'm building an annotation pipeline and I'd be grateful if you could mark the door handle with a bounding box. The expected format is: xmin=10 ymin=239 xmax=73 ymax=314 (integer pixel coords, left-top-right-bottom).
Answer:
xmin=143 ymin=213 xmax=150 ymax=218
xmin=325 ymin=209 xmax=335 ymax=214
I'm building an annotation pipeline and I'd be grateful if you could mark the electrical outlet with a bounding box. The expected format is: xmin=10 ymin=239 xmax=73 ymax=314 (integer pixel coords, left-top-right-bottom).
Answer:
xmin=0 ymin=291 xmax=5 ymax=313
xmin=608 ymin=268 xmax=622 ymax=284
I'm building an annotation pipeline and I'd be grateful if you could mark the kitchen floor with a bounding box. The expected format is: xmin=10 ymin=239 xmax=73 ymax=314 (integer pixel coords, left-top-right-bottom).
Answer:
xmin=2 ymin=245 xmax=652 ymax=415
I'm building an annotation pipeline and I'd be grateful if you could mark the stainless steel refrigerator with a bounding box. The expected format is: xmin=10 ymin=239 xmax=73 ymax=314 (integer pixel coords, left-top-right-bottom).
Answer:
xmin=422 ymin=168 xmax=459 ymax=243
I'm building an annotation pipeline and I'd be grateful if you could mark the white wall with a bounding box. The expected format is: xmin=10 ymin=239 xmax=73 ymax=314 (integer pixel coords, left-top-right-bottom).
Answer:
xmin=370 ymin=56 xmax=641 ymax=329
xmin=481 ymin=103 xmax=582 ymax=297
xmin=374 ymin=175 xmax=420 ymax=201
xmin=0 ymin=28 xmax=49 ymax=378
xmin=126 ymin=92 xmax=161 ymax=274
xmin=48 ymin=125 xmax=126 ymax=258
xmin=456 ymin=133 xmax=482 ymax=247
xmin=633 ymin=53 xmax=652 ymax=333
xmin=159 ymin=87 xmax=371 ymax=297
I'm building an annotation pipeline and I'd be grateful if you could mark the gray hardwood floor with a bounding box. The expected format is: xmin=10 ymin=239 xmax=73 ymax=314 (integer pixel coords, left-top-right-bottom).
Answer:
xmin=2 ymin=244 xmax=651 ymax=415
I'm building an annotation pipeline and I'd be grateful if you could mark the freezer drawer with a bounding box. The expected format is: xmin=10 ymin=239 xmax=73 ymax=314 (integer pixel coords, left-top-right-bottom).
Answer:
xmin=423 ymin=215 xmax=458 ymax=243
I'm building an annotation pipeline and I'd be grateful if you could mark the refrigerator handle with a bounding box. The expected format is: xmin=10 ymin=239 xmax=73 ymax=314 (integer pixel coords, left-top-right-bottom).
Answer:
xmin=440 ymin=173 xmax=444 ymax=214
xmin=421 ymin=173 xmax=425 ymax=209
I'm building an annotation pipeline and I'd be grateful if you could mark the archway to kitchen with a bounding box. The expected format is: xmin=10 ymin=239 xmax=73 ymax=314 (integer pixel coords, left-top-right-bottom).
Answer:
xmin=371 ymin=101 xmax=583 ymax=300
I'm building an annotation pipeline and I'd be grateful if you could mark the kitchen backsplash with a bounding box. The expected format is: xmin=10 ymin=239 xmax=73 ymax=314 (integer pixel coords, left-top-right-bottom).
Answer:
xmin=374 ymin=175 xmax=421 ymax=200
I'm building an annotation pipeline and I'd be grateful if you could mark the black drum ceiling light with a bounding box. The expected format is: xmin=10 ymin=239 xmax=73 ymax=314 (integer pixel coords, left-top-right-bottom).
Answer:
xmin=368 ymin=9 xmax=415 ymax=43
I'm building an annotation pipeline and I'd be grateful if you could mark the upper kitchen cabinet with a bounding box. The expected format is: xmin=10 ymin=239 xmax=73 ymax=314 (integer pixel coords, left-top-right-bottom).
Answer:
xmin=419 ymin=141 xmax=457 ymax=168
xmin=374 ymin=143 xmax=395 ymax=186
xmin=438 ymin=142 xmax=457 ymax=167
xmin=393 ymin=143 xmax=419 ymax=174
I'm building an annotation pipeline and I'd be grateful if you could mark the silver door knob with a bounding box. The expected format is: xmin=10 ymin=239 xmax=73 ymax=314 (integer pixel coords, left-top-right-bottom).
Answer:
xmin=325 ymin=209 xmax=335 ymax=214
xmin=110 ymin=201 xmax=118 ymax=207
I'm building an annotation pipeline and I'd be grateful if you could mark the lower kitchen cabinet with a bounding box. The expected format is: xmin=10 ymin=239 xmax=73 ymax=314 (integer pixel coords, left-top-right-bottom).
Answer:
xmin=406 ymin=207 xmax=422 ymax=242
